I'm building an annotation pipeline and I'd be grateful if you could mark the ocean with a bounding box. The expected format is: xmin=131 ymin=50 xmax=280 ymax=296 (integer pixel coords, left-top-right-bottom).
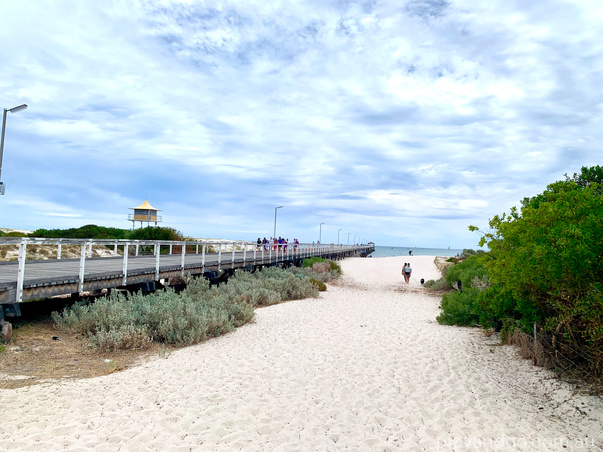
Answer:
xmin=367 ymin=245 xmax=465 ymax=258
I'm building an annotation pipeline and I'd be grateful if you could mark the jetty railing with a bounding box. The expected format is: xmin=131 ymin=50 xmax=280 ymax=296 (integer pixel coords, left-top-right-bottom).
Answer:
xmin=0 ymin=238 xmax=372 ymax=306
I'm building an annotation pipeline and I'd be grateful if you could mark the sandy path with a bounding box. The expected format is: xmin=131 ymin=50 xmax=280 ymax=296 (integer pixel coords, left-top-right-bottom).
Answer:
xmin=0 ymin=256 xmax=601 ymax=451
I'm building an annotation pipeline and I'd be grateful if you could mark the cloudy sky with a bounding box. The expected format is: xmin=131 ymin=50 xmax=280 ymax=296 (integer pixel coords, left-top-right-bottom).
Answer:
xmin=0 ymin=0 xmax=601 ymax=248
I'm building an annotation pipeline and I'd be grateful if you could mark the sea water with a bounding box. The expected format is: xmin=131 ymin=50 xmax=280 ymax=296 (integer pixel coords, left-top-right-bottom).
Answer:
xmin=368 ymin=245 xmax=465 ymax=258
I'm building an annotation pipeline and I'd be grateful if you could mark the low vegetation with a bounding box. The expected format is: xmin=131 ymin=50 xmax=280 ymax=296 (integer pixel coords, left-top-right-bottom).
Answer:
xmin=436 ymin=166 xmax=603 ymax=388
xmin=30 ymin=225 xmax=185 ymax=241
xmin=52 ymin=262 xmax=341 ymax=351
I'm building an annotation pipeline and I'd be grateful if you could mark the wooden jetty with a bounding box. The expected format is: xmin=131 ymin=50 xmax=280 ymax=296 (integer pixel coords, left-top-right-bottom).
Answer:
xmin=0 ymin=238 xmax=374 ymax=322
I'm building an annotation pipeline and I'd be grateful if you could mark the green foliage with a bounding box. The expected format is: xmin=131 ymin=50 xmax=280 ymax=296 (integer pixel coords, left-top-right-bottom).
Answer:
xmin=126 ymin=226 xmax=184 ymax=241
xmin=444 ymin=255 xmax=489 ymax=290
xmin=328 ymin=260 xmax=342 ymax=275
xmin=52 ymin=263 xmax=336 ymax=350
xmin=29 ymin=225 xmax=184 ymax=241
xmin=2 ymin=231 xmax=28 ymax=237
xmin=31 ymin=225 xmax=130 ymax=239
xmin=423 ymin=277 xmax=451 ymax=291
xmin=468 ymin=166 xmax=603 ymax=374
xmin=437 ymin=288 xmax=483 ymax=326
xmin=309 ymin=278 xmax=327 ymax=291
xmin=302 ymin=257 xmax=324 ymax=268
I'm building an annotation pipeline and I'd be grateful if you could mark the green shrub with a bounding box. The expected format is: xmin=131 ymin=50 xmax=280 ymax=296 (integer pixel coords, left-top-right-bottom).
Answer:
xmin=309 ymin=278 xmax=327 ymax=291
xmin=2 ymin=231 xmax=27 ymax=237
xmin=52 ymin=263 xmax=333 ymax=350
xmin=302 ymin=257 xmax=324 ymax=268
xmin=437 ymin=288 xmax=482 ymax=326
xmin=328 ymin=260 xmax=342 ymax=275
xmin=424 ymin=278 xmax=451 ymax=291
xmin=444 ymin=255 xmax=489 ymax=290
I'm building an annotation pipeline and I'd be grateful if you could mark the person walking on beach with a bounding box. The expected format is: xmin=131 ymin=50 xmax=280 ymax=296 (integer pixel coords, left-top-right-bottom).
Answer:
xmin=404 ymin=263 xmax=412 ymax=283
xmin=402 ymin=263 xmax=407 ymax=281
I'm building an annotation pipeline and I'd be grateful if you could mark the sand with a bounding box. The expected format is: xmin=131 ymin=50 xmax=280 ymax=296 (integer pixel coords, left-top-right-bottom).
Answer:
xmin=0 ymin=256 xmax=602 ymax=451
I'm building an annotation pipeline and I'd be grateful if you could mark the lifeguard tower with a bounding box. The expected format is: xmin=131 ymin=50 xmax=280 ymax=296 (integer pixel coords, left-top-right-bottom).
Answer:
xmin=129 ymin=200 xmax=162 ymax=228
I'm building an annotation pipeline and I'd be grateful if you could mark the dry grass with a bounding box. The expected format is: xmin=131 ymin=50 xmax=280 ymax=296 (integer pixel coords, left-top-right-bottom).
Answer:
xmin=0 ymin=318 xmax=170 ymax=389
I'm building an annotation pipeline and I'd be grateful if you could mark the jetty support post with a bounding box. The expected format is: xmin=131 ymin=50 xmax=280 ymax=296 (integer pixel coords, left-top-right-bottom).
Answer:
xmin=16 ymin=239 xmax=27 ymax=303
xmin=57 ymin=239 xmax=62 ymax=260
xmin=181 ymin=241 xmax=186 ymax=277
xmin=155 ymin=242 xmax=160 ymax=280
xmin=78 ymin=243 xmax=86 ymax=293
xmin=122 ymin=244 xmax=129 ymax=286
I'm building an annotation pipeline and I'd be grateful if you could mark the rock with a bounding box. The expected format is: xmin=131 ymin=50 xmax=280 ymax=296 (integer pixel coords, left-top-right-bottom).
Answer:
xmin=0 ymin=319 xmax=13 ymax=342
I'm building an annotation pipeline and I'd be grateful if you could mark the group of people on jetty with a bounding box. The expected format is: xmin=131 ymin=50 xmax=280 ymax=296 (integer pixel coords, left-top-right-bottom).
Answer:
xmin=257 ymin=237 xmax=301 ymax=253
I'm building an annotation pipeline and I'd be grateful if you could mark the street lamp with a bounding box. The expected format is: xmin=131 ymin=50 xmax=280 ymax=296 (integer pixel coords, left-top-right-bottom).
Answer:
xmin=347 ymin=233 xmax=351 ymax=245
xmin=338 ymin=229 xmax=342 ymax=245
xmin=273 ymin=206 xmax=283 ymax=238
xmin=354 ymin=235 xmax=357 ymax=245
xmin=0 ymin=104 xmax=28 ymax=194
xmin=319 ymin=222 xmax=325 ymax=243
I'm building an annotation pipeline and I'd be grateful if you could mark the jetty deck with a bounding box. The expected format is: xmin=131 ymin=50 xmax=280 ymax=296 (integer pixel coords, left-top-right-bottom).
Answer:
xmin=0 ymin=238 xmax=373 ymax=315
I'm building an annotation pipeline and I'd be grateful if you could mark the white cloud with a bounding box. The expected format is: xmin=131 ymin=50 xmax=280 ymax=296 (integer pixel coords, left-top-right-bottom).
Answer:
xmin=0 ymin=0 xmax=601 ymax=248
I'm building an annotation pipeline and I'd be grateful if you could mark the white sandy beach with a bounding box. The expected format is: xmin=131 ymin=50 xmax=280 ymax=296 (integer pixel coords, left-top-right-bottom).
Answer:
xmin=0 ymin=256 xmax=602 ymax=451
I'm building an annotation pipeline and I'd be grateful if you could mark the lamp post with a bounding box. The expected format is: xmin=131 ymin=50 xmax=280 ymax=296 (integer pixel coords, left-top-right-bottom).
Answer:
xmin=273 ymin=206 xmax=283 ymax=238
xmin=338 ymin=229 xmax=342 ymax=245
xmin=0 ymin=104 xmax=28 ymax=194
xmin=354 ymin=235 xmax=357 ymax=245
xmin=347 ymin=233 xmax=351 ymax=245
xmin=319 ymin=222 xmax=325 ymax=243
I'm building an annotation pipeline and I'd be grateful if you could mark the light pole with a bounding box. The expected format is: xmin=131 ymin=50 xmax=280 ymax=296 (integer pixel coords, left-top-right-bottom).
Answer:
xmin=347 ymin=233 xmax=351 ymax=245
xmin=338 ymin=229 xmax=342 ymax=245
xmin=0 ymin=104 xmax=28 ymax=194
xmin=273 ymin=206 xmax=283 ymax=238
xmin=319 ymin=222 xmax=325 ymax=243
xmin=354 ymin=235 xmax=357 ymax=245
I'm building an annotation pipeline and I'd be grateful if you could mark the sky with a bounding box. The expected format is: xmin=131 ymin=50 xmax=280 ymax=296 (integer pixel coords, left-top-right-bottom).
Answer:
xmin=0 ymin=0 xmax=601 ymax=248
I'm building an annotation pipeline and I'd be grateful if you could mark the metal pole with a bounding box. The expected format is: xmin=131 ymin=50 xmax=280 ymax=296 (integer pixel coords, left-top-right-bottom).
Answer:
xmin=0 ymin=109 xmax=8 ymax=182
xmin=181 ymin=241 xmax=186 ymax=277
xmin=347 ymin=233 xmax=351 ymax=245
xmin=16 ymin=239 xmax=27 ymax=302
xmin=274 ymin=206 xmax=283 ymax=238
xmin=79 ymin=243 xmax=86 ymax=292
xmin=338 ymin=229 xmax=342 ymax=245
xmin=155 ymin=243 xmax=160 ymax=280
xmin=218 ymin=243 xmax=222 ymax=271
xmin=0 ymin=104 xmax=27 ymax=186
xmin=122 ymin=244 xmax=129 ymax=286
xmin=319 ymin=222 xmax=325 ymax=243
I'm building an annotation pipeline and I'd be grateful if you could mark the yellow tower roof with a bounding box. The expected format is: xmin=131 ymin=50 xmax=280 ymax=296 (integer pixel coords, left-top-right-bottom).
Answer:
xmin=130 ymin=199 xmax=160 ymax=211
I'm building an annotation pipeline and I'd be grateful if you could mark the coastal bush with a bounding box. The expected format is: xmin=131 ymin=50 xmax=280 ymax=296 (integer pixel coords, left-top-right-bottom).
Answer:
xmin=437 ymin=288 xmax=483 ymax=326
xmin=302 ymin=257 xmax=324 ymax=268
xmin=423 ymin=277 xmax=450 ymax=291
xmin=52 ymin=264 xmax=332 ymax=350
xmin=328 ymin=260 xmax=342 ymax=275
xmin=309 ymin=278 xmax=327 ymax=291
xmin=468 ymin=166 xmax=603 ymax=379
xmin=2 ymin=231 xmax=28 ymax=237
xmin=444 ymin=255 xmax=489 ymax=290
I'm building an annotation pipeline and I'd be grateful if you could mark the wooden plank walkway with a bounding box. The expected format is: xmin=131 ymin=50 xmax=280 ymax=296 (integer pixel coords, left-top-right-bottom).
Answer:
xmin=0 ymin=239 xmax=373 ymax=306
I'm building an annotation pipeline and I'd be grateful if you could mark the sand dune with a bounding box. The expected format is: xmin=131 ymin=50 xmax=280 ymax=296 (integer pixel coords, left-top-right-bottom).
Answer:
xmin=0 ymin=256 xmax=601 ymax=451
